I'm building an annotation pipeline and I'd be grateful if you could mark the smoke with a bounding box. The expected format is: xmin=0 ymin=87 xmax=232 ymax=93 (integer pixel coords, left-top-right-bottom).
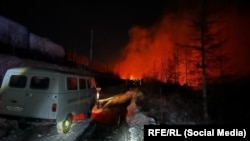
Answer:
xmin=222 ymin=7 xmax=250 ymax=77
xmin=114 ymin=2 xmax=250 ymax=85
xmin=113 ymin=13 xmax=189 ymax=81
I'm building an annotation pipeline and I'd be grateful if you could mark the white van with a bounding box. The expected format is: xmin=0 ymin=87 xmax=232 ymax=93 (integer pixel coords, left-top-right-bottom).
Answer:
xmin=0 ymin=67 xmax=98 ymax=133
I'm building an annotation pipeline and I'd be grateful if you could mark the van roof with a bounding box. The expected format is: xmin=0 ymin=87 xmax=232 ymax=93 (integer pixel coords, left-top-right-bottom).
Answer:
xmin=7 ymin=67 xmax=93 ymax=77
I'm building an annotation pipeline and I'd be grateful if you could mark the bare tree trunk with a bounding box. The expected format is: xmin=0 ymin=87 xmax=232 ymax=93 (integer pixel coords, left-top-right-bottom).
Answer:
xmin=218 ymin=38 xmax=225 ymax=82
xmin=201 ymin=0 xmax=209 ymax=123
xmin=185 ymin=46 xmax=188 ymax=85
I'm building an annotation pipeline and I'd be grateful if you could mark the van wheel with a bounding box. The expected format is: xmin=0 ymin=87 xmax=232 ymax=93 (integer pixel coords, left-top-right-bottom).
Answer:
xmin=57 ymin=114 xmax=72 ymax=134
xmin=62 ymin=114 xmax=72 ymax=133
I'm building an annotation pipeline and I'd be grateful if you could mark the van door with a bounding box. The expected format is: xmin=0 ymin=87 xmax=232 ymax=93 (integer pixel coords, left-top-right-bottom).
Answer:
xmin=25 ymin=76 xmax=51 ymax=119
xmin=1 ymin=74 xmax=27 ymax=116
xmin=87 ymin=77 xmax=96 ymax=106
xmin=65 ymin=76 xmax=80 ymax=115
xmin=78 ymin=78 xmax=88 ymax=114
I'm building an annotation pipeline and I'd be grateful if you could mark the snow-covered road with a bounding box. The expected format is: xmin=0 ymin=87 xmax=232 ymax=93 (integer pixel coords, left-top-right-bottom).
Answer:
xmin=0 ymin=119 xmax=92 ymax=141
xmin=0 ymin=88 xmax=153 ymax=141
xmin=0 ymin=88 xmax=133 ymax=141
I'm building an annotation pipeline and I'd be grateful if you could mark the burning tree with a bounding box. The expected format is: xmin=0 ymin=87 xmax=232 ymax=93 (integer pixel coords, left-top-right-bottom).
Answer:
xmin=180 ymin=0 xmax=227 ymax=122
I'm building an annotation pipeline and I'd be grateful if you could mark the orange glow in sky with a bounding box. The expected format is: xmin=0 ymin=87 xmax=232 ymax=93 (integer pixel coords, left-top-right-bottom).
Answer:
xmin=113 ymin=7 xmax=250 ymax=87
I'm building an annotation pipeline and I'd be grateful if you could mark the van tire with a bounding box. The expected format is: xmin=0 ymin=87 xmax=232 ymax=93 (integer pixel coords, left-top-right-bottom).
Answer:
xmin=57 ymin=114 xmax=72 ymax=134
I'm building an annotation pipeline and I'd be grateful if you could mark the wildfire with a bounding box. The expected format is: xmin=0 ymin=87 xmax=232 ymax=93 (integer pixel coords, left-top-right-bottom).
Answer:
xmin=129 ymin=75 xmax=136 ymax=80
xmin=113 ymin=6 xmax=250 ymax=88
xmin=114 ymin=16 xmax=191 ymax=85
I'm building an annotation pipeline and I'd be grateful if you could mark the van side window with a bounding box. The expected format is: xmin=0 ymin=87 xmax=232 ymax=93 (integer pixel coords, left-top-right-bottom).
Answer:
xmin=67 ymin=77 xmax=78 ymax=90
xmin=30 ymin=76 xmax=50 ymax=90
xmin=9 ymin=75 xmax=27 ymax=88
xmin=79 ymin=78 xmax=87 ymax=89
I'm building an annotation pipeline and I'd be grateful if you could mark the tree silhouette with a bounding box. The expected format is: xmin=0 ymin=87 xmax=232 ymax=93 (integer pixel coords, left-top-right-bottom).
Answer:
xmin=179 ymin=0 xmax=226 ymax=122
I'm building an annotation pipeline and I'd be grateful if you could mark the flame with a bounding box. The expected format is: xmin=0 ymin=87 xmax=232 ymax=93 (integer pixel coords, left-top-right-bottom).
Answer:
xmin=129 ymin=75 xmax=136 ymax=80
xmin=114 ymin=15 xmax=192 ymax=85
xmin=113 ymin=6 xmax=250 ymax=88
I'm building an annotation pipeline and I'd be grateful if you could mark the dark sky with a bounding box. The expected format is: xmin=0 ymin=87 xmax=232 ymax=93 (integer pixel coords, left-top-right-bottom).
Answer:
xmin=1 ymin=0 xmax=249 ymax=64
xmin=0 ymin=1 xmax=168 ymax=63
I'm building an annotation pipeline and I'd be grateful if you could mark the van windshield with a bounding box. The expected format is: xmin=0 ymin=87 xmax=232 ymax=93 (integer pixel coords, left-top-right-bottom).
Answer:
xmin=9 ymin=75 xmax=27 ymax=88
xmin=30 ymin=76 xmax=50 ymax=90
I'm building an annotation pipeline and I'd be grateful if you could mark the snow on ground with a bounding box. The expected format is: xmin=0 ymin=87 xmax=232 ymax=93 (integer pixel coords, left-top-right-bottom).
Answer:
xmin=0 ymin=88 xmax=155 ymax=141
xmin=92 ymin=89 xmax=159 ymax=141
xmin=0 ymin=118 xmax=91 ymax=141
xmin=28 ymin=120 xmax=91 ymax=141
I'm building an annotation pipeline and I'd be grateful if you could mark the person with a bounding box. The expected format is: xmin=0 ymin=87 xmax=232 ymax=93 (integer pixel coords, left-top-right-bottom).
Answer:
xmin=126 ymin=90 xmax=158 ymax=141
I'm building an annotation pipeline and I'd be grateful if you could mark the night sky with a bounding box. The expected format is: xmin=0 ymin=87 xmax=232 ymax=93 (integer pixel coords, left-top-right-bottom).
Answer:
xmin=1 ymin=0 xmax=250 ymax=79
xmin=0 ymin=0 xmax=168 ymax=63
